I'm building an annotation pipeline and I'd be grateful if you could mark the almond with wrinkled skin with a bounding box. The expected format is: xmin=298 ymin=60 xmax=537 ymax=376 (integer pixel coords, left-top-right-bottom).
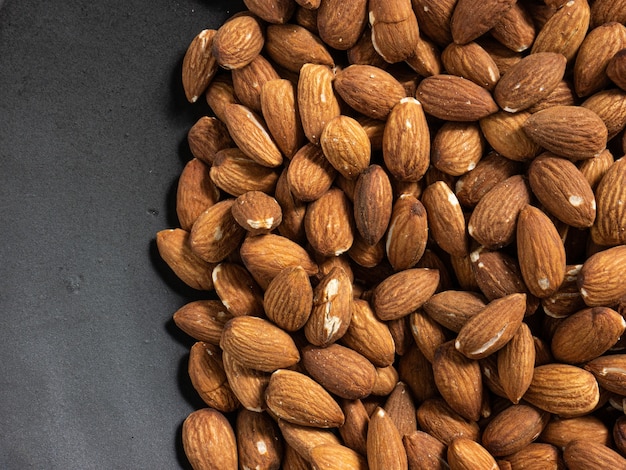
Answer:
xmin=432 ymin=121 xmax=485 ymax=176
xmin=528 ymin=153 xmax=596 ymax=229
xmin=497 ymin=322 xmax=535 ymax=404
xmin=222 ymin=104 xmax=283 ymax=168
xmin=298 ymin=64 xmax=341 ymax=145
xmin=502 ymin=443 xmax=563 ymax=470
xmin=607 ymin=49 xmax=626 ymax=91
xmin=243 ymin=0 xmax=295 ymax=24
xmin=527 ymin=79 xmax=577 ymax=114
xmin=188 ymin=342 xmax=239 ymax=412
xmin=230 ymin=190 xmax=282 ymax=235
xmin=591 ymin=0 xmax=626 ymax=28
xmin=173 ymin=300 xmax=232 ymax=345
xmin=383 ymin=97 xmax=431 ymax=182
xmin=423 ymin=290 xmax=487 ymax=333
xmin=579 ymin=148 xmax=614 ymax=191
xmin=261 ymin=79 xmax=305 ymax=158
xmin=517 ymin=205 xmax=566 ymax=299
xmin=278 ymin=420 xmax=342 ymax=462
xmin=236 ymin=409 xmax=283 ymax=470
xmin=339 ymin=399 xmax=369 ymax=456
xmin=304 ymin=188 xmax=355 ymax=257
xmin=182 ymin=408 xmax=238 ymax=470
xmin=212 ymin=14 xmax=264 ymax=70
xmin=156 ymin=228 xmax=215 ymax=291
xmin=274 ymin=169 xmax=306 ymax=243
xmin=398 ymin=346 xmax=437 ymax=405
xmin=334 ymin=64 xmax=407 ymax=120
xmin=455 ymin=293 xmax=526 ymax=360
xmin=552 ymin=307 xmax=626 ymax=364
xmin=450 ymin=0 xmax=516 ymax=45
xmin=222 ymin=351 xmax=270 ymax=412
xmin=491 ymin=2 xmax=536 ymax=52
xmin=422 ymin=181 xmax=468 ymax=257
xmin=564 ymin=439 xmax=626 ymax=470
xmin=302 ymin=344 xmax=377 ymax=400
xmin=310 ymin=443 xmax=368 ymax=470
xmin=403 ymin=430 xmax=447 ymax=470
xmin=417 ymin=397 xmax=481 ymax=445
xmin=482 ymin=404 xmax=549 ymax=457
xmin=341 ymin=299 xmax=396 ymax=368
xmin=372 ymin=268 xmax=440 ymax=321
xmin=305 ymin=266 xmax=353 ymax=347
xmin=585 ymin=354 xmax=626 ymax=396
xmin=367 ymin=407 xmax=409 ymax=470
xmin=348 ymin=234 xmax=385 ymax=268
xmin=369 ymin=0 xmax=420 ymax=64
xmin=433 ymin=341 xmax=483 ymax=422
xmin=582 ymin=88 xmax=626 ymax=140
xmin=320 ymin=115 xmax=371 ymax=180
xmin=240 ymin=233 xmax=318 ymax=289
xmin=455 ymin=152 xmax=522 ymax=208
xmin=523 ymin=364 xmax=599 ymax=417
xmin=385 ymin=194 xmax=429 ymax=271
xmin=468 ymin=175 xmax=531 ymax=249
xmin=210 ymin=148 xmax=279 ymax=197
xmin=574 ymin=22 xmax=626 ymax=97
xmin=232 ymin=54 xmax=281 ymax=113
xmin=347 ymin=27 xmax=388 ymax=68
xmin=531 ymin=0 xmax=591 ymax=63
xmin=447 ymin=438 xmax=498 ymax=470
xmin=470 ymin=247 xmax=539 ymax=316
xmin=371 ymin=364 xmax=400 ymax=396
xmin=494 ymin=52 xmax=566 ymax=113
xmin=182 ymin=29 xmax=219 ymax=103
xmin=353 ymin=165 xmax=392 ymax=246
xmin=204 ymin=75 xmax=238 ymax=123
xmin=410 ymin=309 xmax=448 ymax=364
xmin=317 ymin=0 xmax=368 ymax=50
xmin=212 ymin=262 xmax=264 ymax=317
xmin=220 ymin=316 xmax=300 ymax=372
xmin=189 ymin=199 xmax=246 ymax=264
xmin=411 ymin=0 xmax=455 ymax=46
xmin=479 ymin=111 xmax=540 ymax=162
xmin=441 ymin=42 xmax=500 ymax=90
xmin=265 ymin=24 xmax=334 ymax=73
xmin=264 ymin=265 xmax=313 ymax=332
xmin=416 ymin=74 xmax=499 ymax=121
xmin=578 ymin=245 xmax=626 ymax=307
xmin=265 ymin=369 xmax=345 ymax=428
xmin=591 ymin=157 xmax=626 ymax=246
xmin=405 ymin=34 xmax=443 ymax=77
xmin=176 ymin=158 xmax=221 ymax=231
xmin=540 ymin=415 xmax=611 ymax=449
xmin=187 ymin=116 xmax=233 ymax=166
xmin=478 ymin=36 xmax=523 ymax=74
xmin=384 ymin=382 xmax=418 ymax=437
xmin=286 ymin=143 xmax=336 ymax=203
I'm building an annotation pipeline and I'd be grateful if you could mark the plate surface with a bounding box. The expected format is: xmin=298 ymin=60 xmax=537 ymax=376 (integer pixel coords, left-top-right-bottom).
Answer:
xmin=0 ymin=0 xmax=244 ymax=467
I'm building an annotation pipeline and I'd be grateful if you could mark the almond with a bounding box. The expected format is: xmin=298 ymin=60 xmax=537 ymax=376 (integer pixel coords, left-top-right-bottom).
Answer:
xmin=584 ymin=354 xmax=626 ymax=396
xmin=385 ymin=194 xmax=429 ymax=271
xmin=422 ymin=181 xmax=468 ymax=257
xmin=368 ymin=0 xmax=419 ymax=64
xmin=607 ymin=49 xmax=626 ymax=91
xmin=339 ymin=399 xmax=369 ymax=456
xmin=286 ymin=143 xmax=337 ymax=202
xmin=564 ymin=439 xmax=626 ymax=470
xmin=236 ymin=410 xmax=282 ymax=470
xmin=212 ymin=14 xmax=264 ymax=70
xmin=310 ymin=443 xmax=368 ymax=470
xmin=432 ymin=121 xmax=485 ymax=176
xmin=502 ymin=443 xmax=563 ymax=470
xmin=182 ymin=408 xmax=238 ymax=470
xmin=581 ymin=88 xmax=626 ymax=140
xmin=416 ymin=74 xmax=499 ymax=121
xmin=372 ymin=268 xmax=440 ymax=321
xmin=265 ymin=24 xmax=334 ymax=73
xmin=222 ymin=351 xmax=270 ymax=412
xmin=263 ymin=265 xmax=313 ymax=332
xmin=204 ymin=75 xmax=238 ymax=123
xmin=591 ymin=0 xmax=626 ymax=28
xmin=411 ymin=0 xmax=455 ymax=46
xmin=243 ymin=0 xmax=295 ymax=24
xmin=230 ymin=190 xmax=282 ymax=235
xmin=540 ymin=415 xmax=611 ymax=449
xmin=441 ymin=41 xmax=500 ymax=90
xmin=403 ymin=430 xmax=447 ymax=470
xmin=447 ymin=438 xmax=499 ymax=470
xmin=265 ymin=369 xmax=345 ymax=428
xmin=367 ymin=407 xmax=408 ymax=470
xmin=491 ymin=2 xmax=536 ymax=53
xmin=450 ymin=0 xmax=516 ymax=45
xmin=212 ymin=262 xmax=264 ymax=317
xmin=220 ymin=316 xmax=300 ymax=372
xmin=578 ymin=245 xmax=626 ymax=307
xmin=320 ymin=115 xmax=371 ymax=179
xmin=304 ymin=188 xmax=355 ymax=257
xmin=210 ymin=148 xmax=279 ymax=197
xmin=479 ymin=111 xmax=541 ymax=162
xmin=423 ymin=290 xmax=487 ymax=333
xmin=353 ymin=164 xmax=393 ymax=246
xmin=497 ymin=323 xmax=535 ymax=404
xmin=261 ymin=79 xmax=305 ymax=158
xmin=410 ymin=309 xmax=448 ymax=364
xmin=482 ymin=404 xmax=549 ymax=457
xmin=298 ymin=63 xmax=341 ymax=145
xmin=232 ymin=54 xmax=281 ymax=112
xmin=176 ymin=157 xmax=220 ymax=231
xmin=417 ymin=397 xmax=481 ymax=445
xmin=591 ymin=157 xmax=626 ymax=246
xmin=317 ymin=0 xmax=368 ymax=50
xmin=182 ymin=29 xmax=218 ymax=103
xmin=173 ymin=300 xmax=232 ymax=345
xmin=279 ymin=420 xmax=342 ymax=462
xmin=187 ymin=116 xmax=233 ymax=166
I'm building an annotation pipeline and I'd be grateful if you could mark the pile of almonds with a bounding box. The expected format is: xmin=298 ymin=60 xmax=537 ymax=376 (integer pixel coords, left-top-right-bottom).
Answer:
xmin=156 ymin=0 xmax=626 ymax=468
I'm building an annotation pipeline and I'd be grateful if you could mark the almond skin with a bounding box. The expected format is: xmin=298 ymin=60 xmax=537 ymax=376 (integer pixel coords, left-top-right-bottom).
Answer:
xmin=265 ymin=24 xmax=334 ymax=73
xmin=447 ymin=438 xmax=499 ymax=470
xmin=591 ymin=157 xmax=626 ymax=246
xmin=317 ymin=0 xmax=368 ymax=50
xmin=304 ymin=188 xmax=355 ymax=257
xmin=263 ymin=265 xmax=313 ymax=332
xmin=236 ymin=410 xmax=282 ymax=470
xmin=212 ymin=14 xmax=264 ymax=70
xmin=450 ymin=0 xmax=517 ymax=45
xmin=372 ymin=268 xmax=440 ymax=321
xmin=367 ymin=407 xmax=409 ymax=470
xmin=176 ymin=157 xmax=220 ymax=231
xmin=497 ymin=322 xmax=535 ymax=404
xmin=320 ymin=115 xmax=371 ymax=180
xmin=578 ymin=245 xmax=626 ymax=307
xmin=182 ymin=29 xmax=218 ymax=103
xmin=265 ymin=369 xmax=345 ymax=428
xmin=564 ymin=440 xmax=626 ymax=470
xmin=385 ymin=194 xmax=429 ymax=271
xmin=441 ymin=41 xmax=500 ymax=90
xmin=417 ymin=398 xmax=481 ymax=446
xmin=173 ymin=300 xmax=232 ymax=345
xmin=353 ymin=164 xmax=393 ymax=246
xmin=182 ymin=408 xmax=238 ymax=470
xmin=422 ymin=181 xmax=468 ymax=257
xmin=298 ymin=63 xmax=341 ymax=145
xmin=482 ymin=404 xmax=549 ymax=457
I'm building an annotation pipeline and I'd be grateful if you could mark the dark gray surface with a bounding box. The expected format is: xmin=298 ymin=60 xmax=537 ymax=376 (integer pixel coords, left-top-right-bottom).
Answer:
xmin=0 ymin=0 xmax=244 ymax=467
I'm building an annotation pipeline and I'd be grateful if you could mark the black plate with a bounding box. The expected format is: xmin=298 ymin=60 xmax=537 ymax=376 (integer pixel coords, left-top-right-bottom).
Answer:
xmin=0 ymin=0 xmax=244 ymax=467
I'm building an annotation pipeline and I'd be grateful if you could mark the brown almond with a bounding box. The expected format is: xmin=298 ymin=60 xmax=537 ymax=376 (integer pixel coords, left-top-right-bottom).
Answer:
xmin=372 ymin=268 xmax=440 ymax=321
xmin=540 ymin=415 xmax=611 ymax=449
xmin=187 ymin=116 xmax=233 ymax=166
xmin=286 ymin=143 xmax=336 ymax=202
xmin=423 ymin=290 xmax=487 ymax=333
xmin=264 ymin=265 xmax=313 ymax=332
xmin=320 ymin=115 xmax=371 ymax=180
xmin=367 ymin=407 xmax=408 ymax=470
xmin=584 ymin=354 xmax=626 ymax=396
xmin=417 ymin=397 xmax=481 ymax=445
xmin=564 ymin=439 xmax=626 ymax=470
xmin=209 ymin=148 xmax=279 ymax=197
xmin=265 ymin=24 xmax=334 ymax=73
xmin=230 ymin=190 xmax=282 ymax=235
xmin=231 ymin=54 xmax=280 ymax=113
xmin=353 ymin=164 xmax=393 ymax=246
xmin=578 ymin=245 xmax=626 ymax=307
xmin=173 ymin=300 xmax=232 ymax=345
xmin=182 ymin=408 xmax=237 ymax=470
xmin=450 ymin=0 xmax=516 ymax=45
xmin=491 ymin=2 xmax=536 ymax=53
xmin=298 ymin=63 xmax=341 ymax=145
xmin=591 ymin=157 xmax=626 ymax=246
xmin=176 ymin=157 xmax=220 ymax=231
xmin=212 ymin=14 xmax=264 ymax=70
xmin=479 ymin=111 xmax=541 ymax=162
xmin=368 ymin=0 xmax=419 ymax=64
xmin=310 ymin=443 xmax=368 ymax=470
xmin=261 ymin=79 xmax=305 ymax=158
xmin=188 ymin=342 xmax=239 ymax=412
xmin=222 ymin=351 xmax=270 ymax=412
xmin=582 ymin=88 xmax=626 ymax=140
xmin=317 ymin=0 xmax=368 ymax=50
xmin=182 ymin=29 xmax=218 ymax=103
xmin=482 ymin=404 xmax=549 ymax=457
xmin=278 ymin=420 xmax=341 ymax=462
xmin=422 ymin=181 xmax=468 ymax=257
xmin=236 ymin=410 xmax=282 ymax=470
xmin=607 ymin=49 xmax=626 ymax=91
xmin=441 ymin=41 xmax=500 ymax=90
xmin=403 ymin=430 xmax=447 ymax=470
xmin=304 ymin=188 xmax=355 ymax=257
xmin=243 ymin=0 xmax=295 ymax=24
xmin=447 ymin=438 xmax=499 ymax=470
xmin=497 ymin=323 xmax=535 ymax=404
xmin=212 ymin=262 xmax=264 ymax=317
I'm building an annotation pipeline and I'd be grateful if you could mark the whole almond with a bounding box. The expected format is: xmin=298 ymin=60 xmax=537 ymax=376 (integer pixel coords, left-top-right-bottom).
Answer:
xmin=584 ymin=354 xmax=626 ymax=396
xmin=334 ymin=64 xmax=407 ymax=120
xmin=187 ymin=116 xmax=233 ymax=166
xmin=204 ymin=75 xmax=238 ymax=123
xmin=502 ymin=442 xmax=563 ymax=470
xmin=497 ymin=322 xmax=535 ymax=404
xmin=491 ymin=2 xmax=536 ymax=52
xmin=243 ymin=0 xmax=295 ymax=24
xmin=540 ymin=415 xmax=611 ymax=449
xmin=450 ymin=0 xmax=516 ymax=45
xmin=353 ymin=165 xmax=392 ymax=246
xmin=447 ymin=438 xmax=499 ymax=470
xmin=517 ymin=205 xmax=566 ymax=299
xmin=222 ymin=351 xmax=270 ymax=412
xmin=579 ymin=148 xmax=614 ymax=191
xmin=578 ymin=245 xmax=626 ymax=307
xmin=182 ymin=408 xmax=238 ymax=470
xmin=385 ymin=194 xmax=429 ymax=271
xmin=212 ymin=262 xmax=264 ymax=317
xmin=372 ymin=268 xmax=440 ymax=321
xmin=298 ymin=63 xmax=341 ymax=145
xmin=232 ymin=54 xmax=281 ymax=113
xmin=304 ymin=188 xmax=355 ymax=257
xmin=382 ymin=97 xmax=431 ymax=182
xmin=564 ymin=439 xmax=626 ymax=470
xmin=523 ymin=364 xmax=599 ymax=417
xmin=581 ymin=88 xmax=626 ymax=140
xmin=286 ymin=143 xmax=336 ymax=202
xmin=527 ymin=78 xmax=577 ymax=113
xmin=310 ymin=443 xmax=368 ymax=470
xmin=263 ymin=265 xmax=313 ymax=332
xmin=212 ymin=14 xmax=264 ymax=70
xmin=405 ymin=34 xmax=443 ymax=77
xmin=482 ymin=404 xmax=549 ymax=457
xmin=176 ymin=157 xmax=220 ymax=231
xmin=368 ymin=0 xmax=419 ymax=64
xmin=591 ymin=0 xmax=626 ymax=28
xmin=317 ymin=0 xmax=368 ymax=50
xmin=403 ymin=430 xmax=447 ymax=470
xmin=278 ymin=420 xmax=341 ymax=462
xmin=182 ymin=29 xmax=218 ymax=103
xmin=441 ymin=41 xmax=500 ymax=90
xmin=230 ymin=190 xmax=282 ymax=235
xmin=416 ymin=74 xmax=499 ymax=121
xmin=209 ymin=148 xmax=279 ymax=197
xmin=156 ymin=228 xmax=215 ymax=291
xmin=265 ymin=369 xmax=345 ymax=428
xmin=410 ymin=309 xmax=448 ymax=364
xmin=422 ymin=181 xmax=468 ymax=257
xmin=261 ymin=79 xmax=305 ymax=158
xmin=236 ymin=410 xmax=283 ymax=470
xmin=607 ymin=49 xmax=626 ymax=91
xmin=173 ymin=300 xmax=232 ymax=345
xmin=220 ymin=316 xmax=300 ymax=372
xmin=412 ymin=0 xmax=455 ymax=46
xmin=591 ymin=157 xmax=626 ymax=246
xmin=423 ymin=290 xmax=487 ymax=333
xmin=417 ymin=397 xmax=481 ymax=445
xmin=320 ymin=115 xmax=371 ymax=180
xmin=479 ymin=111 xmax=540 ymax=162
xmin=339 ymin=398 xmax=369 ymax=456
xmin=367 ymin=407 xmax=408 ymax=470
xmin=432 ymin=121 xmax=485 ymax=176
xmin=265 ymin=24 xmax=334 ymax=73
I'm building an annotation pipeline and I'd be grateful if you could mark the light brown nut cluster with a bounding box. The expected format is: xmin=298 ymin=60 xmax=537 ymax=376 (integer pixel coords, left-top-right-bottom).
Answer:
xmin=161 ymin=0 xmax=626 ymax=468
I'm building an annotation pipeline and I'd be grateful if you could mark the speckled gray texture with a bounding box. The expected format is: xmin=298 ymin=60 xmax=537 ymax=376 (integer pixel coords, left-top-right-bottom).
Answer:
xmin=0 ymin=0 xmax=244 ymax=467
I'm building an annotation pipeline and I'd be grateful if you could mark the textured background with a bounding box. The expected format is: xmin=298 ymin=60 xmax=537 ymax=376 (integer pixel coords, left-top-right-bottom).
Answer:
xmin=0 ymin=0 xmax=244 ymax=467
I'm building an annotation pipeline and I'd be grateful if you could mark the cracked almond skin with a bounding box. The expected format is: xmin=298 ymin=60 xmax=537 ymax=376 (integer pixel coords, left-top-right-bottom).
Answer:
xmin=455 ymin=293 xmax=526 ymax=360
xmin=516 ymin=205 xmax=566 ymax=299
xmin=220 ymin=316 xmax=300 ymax=372
xmin=182 ymin=408 xmax=238 ymax=470
xmin=265 ymin=369 xmax=345 ymax=428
